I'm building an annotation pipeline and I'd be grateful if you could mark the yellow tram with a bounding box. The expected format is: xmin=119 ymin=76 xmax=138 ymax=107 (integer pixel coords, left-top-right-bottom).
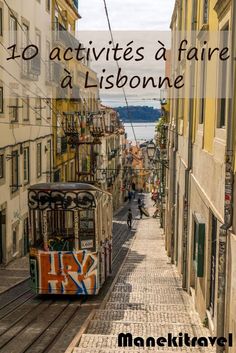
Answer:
xmin=28 ymin=183 xmax=113 ymax=295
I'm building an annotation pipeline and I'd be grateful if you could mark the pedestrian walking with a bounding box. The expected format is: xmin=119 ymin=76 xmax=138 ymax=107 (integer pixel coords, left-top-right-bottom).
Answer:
xmin=128 ymin=191 xmax=132 ymax=202
xmin=138 ymin=198 xmax=149 ymax=219
xmin=127 ymin=208 xmax=133 ymax=229
xmin=138 ymin=198 xmax=144 ymax=219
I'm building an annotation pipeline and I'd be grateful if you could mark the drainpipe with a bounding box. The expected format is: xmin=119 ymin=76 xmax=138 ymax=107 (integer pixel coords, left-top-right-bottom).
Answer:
xmin=171 ymin=122 xmax=177 ymax=263
xmin=182 ymin=95 xmax=194 ymax=289
xmin=182 ymin=4 xmax=197 ymax=289
xmin=182 ymin=58 xmax=195 ymax=289
xmin=216 ymin=2 xmax=236 ymax=351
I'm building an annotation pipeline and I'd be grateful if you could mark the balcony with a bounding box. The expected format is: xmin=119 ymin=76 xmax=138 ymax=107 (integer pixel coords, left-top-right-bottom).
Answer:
xmin=62 ymin=113 xmax=80 ymax=137
xmin=70 ymin=85 xmax=80 ymax=102
xmin=56 ymin=86 xmax=69 ymax=100
xmin=54 ymin=22 xmax=79 ymax=48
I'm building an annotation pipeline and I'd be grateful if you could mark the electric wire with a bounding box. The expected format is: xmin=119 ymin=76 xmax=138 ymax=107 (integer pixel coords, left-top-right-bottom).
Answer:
xmin=102 ymin=0 xmax=138 ymax=145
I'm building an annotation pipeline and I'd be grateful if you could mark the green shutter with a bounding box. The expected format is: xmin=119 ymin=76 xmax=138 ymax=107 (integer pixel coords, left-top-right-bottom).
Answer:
xmin=193 ymin=214 xmax=205 ymax=277
xmin=197 ymin=222 xmax=205 ymax=277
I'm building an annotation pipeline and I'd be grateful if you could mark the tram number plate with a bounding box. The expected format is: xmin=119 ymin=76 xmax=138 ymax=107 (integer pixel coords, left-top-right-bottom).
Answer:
xmin=81 ymin=239 xmax=94 ymax=249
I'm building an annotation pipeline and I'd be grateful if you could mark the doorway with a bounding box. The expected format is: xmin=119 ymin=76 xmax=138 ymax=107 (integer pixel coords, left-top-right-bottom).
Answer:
xmin=0 ymin=210 xmax=6 ymax=264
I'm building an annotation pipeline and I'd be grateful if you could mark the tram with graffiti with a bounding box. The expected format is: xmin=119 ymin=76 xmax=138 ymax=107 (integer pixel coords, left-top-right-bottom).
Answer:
xmin=28 ymin=183 xmax=113 ymax=295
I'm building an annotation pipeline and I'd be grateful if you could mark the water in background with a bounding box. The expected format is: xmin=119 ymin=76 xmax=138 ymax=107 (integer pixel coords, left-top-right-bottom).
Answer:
xmin=124 ymin=123 xmax=156 ymax=142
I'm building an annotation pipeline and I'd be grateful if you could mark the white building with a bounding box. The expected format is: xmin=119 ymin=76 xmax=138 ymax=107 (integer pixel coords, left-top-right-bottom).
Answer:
xmin=0 ymin=0 xmax=53 ymax=264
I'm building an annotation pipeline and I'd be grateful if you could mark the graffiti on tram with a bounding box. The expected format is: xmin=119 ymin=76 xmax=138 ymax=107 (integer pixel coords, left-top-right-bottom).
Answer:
xmin=30 ymin=251 xmax=98 ymax=295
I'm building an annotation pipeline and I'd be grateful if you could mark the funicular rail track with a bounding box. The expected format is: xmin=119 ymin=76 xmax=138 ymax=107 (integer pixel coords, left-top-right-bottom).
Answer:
xmin=0 ymin=203 xmax=137 ymax=353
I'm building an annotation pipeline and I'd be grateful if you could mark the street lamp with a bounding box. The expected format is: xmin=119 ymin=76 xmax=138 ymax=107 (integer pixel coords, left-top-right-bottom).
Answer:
xmin=147 ymin=140 xmax=156 ymax=160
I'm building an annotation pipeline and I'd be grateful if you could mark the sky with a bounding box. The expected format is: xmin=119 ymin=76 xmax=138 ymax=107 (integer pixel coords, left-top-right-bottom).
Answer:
xmin=78 ymin=0 xmax=175 ymax=31
xmin=77 ymin=0 xmax=175 ymax=107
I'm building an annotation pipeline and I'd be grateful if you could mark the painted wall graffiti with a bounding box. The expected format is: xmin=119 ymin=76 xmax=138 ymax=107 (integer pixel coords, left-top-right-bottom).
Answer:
xmin=30 ymin=251 xmax=98 ymax=295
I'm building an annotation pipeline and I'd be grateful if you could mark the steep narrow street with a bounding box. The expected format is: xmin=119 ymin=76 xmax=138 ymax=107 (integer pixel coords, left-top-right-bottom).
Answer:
xmin=72 ymin=198 xmax=215 ymax=353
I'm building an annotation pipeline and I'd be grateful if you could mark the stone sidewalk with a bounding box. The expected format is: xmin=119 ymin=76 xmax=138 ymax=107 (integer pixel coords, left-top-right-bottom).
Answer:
xmin=73 ymin=200 xmax=215 ymax=353
xmin=0 ymin=256 xmax=29 ymax=294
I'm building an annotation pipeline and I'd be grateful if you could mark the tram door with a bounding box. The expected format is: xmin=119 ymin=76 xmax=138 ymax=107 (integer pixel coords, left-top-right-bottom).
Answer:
xmin=0 ymin=210 xmax=6 ymax=264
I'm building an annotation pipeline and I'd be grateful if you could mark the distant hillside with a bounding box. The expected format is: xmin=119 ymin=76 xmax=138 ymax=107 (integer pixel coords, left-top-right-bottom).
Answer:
xmin=115 ymin=106 xmax=161 ymax=123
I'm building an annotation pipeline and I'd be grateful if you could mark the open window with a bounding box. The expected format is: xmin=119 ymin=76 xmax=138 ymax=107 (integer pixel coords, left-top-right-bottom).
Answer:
xmin=31 ymin=209 xmax=76 ymax=251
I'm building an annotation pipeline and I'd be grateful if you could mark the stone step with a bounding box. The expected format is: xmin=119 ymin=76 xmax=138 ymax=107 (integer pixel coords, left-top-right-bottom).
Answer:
xmin=115 ymin=278 xmax=182 ymax=286
xmin=86 ymin=321 xmax=209 ymax=336
xmin=117 ymin=271 xmax=178 ymax=278
xmin=117 ymin=275 xmax=182 ymax=287
xmin=74 ymin=347 xmax=213 ymax=353
xmin=76 ymin=333 xmax=214 ymax=351
xmin=93 ymin=310 xmax=201 ymax=325
xmin=108 ymin=291 xmax=191 ymax=305
xmin=112 ymin=284 xmax=183 ymax=293
xmin=104 ymin=302 xmax=192 ymax=312
xmin=73 ymin=347 xmax=205 ymax=353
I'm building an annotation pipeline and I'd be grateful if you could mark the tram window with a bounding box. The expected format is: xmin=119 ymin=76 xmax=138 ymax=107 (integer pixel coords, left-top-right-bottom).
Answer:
xmin=79 ymin=209 xmax=96 ymax=251
xmin=79 ymin=210 xmax=95 ymax=233
xmin=47 ymin=210 xmax=74 ymax=237
xmin=32 ymin=210 xmax=43 ymax=247
xmin=46 ymin=210 xmax=75 ymax=251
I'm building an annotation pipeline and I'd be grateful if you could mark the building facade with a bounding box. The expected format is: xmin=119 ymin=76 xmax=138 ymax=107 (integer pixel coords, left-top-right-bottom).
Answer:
xmin=0 ymin=0 xmax=53 ymax=265
xmin=164 ymin=0 xmax=236 ymax=350
xmin=96 ymin=105 xmax=125 ymax=211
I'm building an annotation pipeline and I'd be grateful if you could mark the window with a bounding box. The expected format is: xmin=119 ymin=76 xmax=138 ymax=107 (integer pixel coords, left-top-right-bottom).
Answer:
xmin=23 ymin=147 xmax=30 ymax=184
xmin=0 ymin=154 xmax=4 ymax=179
xmin=9 ymin=95 xmax=19 ymax=122
xmin=35 ymin=32 xmax=41 ymax=55
xmin=193 ymin=214 xmax=205 ymax=277
xmin=203 ymin=0 xmax=209 ymax=24
xmin=0 ymin=8 xmax=3 ymax=36
xmin=35 ymin=97 xmax=42 ymax=120
xmin=29 ymin=32 xmax=41 ymax=76
xmin=23 ymin=96 xmax=30 ymax=121
xmin=9 ymin=15 xmax=17 ymax=47
xmin=22 ymin=23 xmax=29 ymax=76
xmin=12 ymin=228 xmax=17 ymax=254
xmin=199 ymin=56 xmax=207 ymax=124
xmin=0 ymin=86 xmax=3 ymax=113
xmin=46 ymin=41 xmax=51 ymax=82
xmin=23 ymin=217 xmax=29 ymax=255
xmin=46 ymin=0 xmax=50 ymax=12
xmin=36 ymin=143 xmax=42 ymax=177
xmin=218 ymin=24 xmax=229 ymax=128
xmin=46 ymin=99 xmax=51 ymax=119
xmin=11 ymin=151 xmax=19 ymax=193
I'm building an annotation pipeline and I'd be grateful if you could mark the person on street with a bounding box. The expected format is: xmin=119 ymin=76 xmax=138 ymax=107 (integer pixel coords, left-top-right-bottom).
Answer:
xmin=138 ymin=198 xmax=144 ymax=219
xmin=128 ymin=191 xmax=132 ymax=202
xmin=127 ymin=208 xmax=133 ymax=229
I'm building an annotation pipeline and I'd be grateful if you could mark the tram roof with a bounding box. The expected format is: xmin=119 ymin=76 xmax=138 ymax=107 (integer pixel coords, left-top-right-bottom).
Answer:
xmin=28 ymin=182 xmax=103 ymax=192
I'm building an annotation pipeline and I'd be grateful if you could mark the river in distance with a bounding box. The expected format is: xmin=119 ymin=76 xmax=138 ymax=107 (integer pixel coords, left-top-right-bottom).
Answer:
xmin=124 ymin=122 xmax=156 ymax=143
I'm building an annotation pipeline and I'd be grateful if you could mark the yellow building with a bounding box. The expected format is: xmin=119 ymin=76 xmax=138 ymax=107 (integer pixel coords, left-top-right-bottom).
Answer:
xmin=166 ymin=0 xmax=235 ymax=349
xmin=51 ymin=0 xmax=99 ymax=182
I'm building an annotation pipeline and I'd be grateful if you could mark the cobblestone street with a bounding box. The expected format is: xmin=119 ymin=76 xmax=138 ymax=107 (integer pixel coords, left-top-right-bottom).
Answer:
xmin=72 ymin=199 xmax=215 ymax=353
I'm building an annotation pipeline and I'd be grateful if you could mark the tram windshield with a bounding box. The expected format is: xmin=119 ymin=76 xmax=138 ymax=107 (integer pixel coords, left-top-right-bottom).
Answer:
xmin=31 ymin=208 xmax=96 ymax=252
xmin=28 ymin=184 xmax=101 ymax=252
